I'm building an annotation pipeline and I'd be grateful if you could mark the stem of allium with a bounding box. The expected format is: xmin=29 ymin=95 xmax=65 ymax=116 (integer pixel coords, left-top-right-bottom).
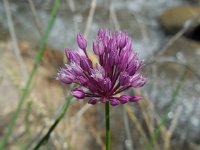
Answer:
xmin=105 ymin=101 xmax=110 ymax=150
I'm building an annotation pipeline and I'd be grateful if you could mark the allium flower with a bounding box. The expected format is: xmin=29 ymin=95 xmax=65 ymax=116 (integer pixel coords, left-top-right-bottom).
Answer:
xmin=57 ymin=29 xmax=147 ymax=106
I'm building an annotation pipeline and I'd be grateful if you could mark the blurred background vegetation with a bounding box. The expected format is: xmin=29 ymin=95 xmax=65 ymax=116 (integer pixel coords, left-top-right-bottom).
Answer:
xmin=0 ymin=0 xmax=200 ymax=150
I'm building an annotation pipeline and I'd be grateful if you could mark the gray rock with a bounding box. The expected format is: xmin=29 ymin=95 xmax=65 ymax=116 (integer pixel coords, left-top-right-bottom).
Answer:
xmin=159 ymin=6 xmax=200 ymax=34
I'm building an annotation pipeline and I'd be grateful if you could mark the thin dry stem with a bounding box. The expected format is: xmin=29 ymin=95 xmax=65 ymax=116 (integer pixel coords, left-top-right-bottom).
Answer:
xmin=146 ymin=56 xmax=200 ymax=81
xmin=168 ymin=107 xmax=182 ymax=134
xmin=3 ymin=0 xmax=28 ymax=81
xmin=109 ymin=5 xmax=120 ymax=30
xmin=28 ymin=0 xmax=43 ymax=36
xmin=90 ymin=125 xmax=105 ymax=149
xmin=164 ymin=106 xmax=182 ymax=150
xmin=74 ymin=104 xmax=91 ymax=119
xmin=84 ymin=0 xmax=97 ymax=38
xmin=125 ymin=105 xmax=149 ymax=145
xmin=133 ymin=14 xmax=149 ymax=43
xmin=140 ymin=103 xmax=158 ymax=150
xmin=134 ymin=89 xmax=159 ymax=150
xmin=66 ymin=0 xmax=76 ymax=12
xmin=123 ymin=106 xmax=134 ymax=150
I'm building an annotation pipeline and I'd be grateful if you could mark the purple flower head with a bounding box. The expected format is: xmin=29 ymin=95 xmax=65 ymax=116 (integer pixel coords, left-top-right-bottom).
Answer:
xmin=57 ymin=29 xmax=147 ymax=106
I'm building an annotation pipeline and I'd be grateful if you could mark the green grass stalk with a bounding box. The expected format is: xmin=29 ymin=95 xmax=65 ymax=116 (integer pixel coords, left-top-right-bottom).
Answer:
xmin=32 ymin=96 xmax=72 ymax=150
xmin=0 ymin=0 xmax=61 ymax=149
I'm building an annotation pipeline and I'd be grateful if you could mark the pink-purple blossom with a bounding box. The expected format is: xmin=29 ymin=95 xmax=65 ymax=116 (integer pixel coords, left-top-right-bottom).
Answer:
xmin=57 ymin=29 xmax=147 ymax=106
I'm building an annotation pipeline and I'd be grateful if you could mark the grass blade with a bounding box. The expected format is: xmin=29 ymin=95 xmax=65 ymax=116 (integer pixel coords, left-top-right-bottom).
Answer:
xmin=32 ymin=96 xmax=72 ymax=150
xmin=0 ymin=0 xmax=61 ymax=149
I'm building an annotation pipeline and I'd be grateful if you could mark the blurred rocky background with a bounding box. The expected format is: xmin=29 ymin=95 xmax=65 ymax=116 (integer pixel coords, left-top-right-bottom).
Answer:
xmin=0 ymin=0 xmax=200 ymax=150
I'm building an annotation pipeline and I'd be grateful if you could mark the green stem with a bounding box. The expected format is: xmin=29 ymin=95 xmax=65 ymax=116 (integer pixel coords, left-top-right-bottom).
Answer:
xmin=105 ymin=101 xmax=110 ymax=150
xmin=33 ymin=96 xmax=72 ymax=150
xmin=0 ymin=0 xmax=61 ymax=149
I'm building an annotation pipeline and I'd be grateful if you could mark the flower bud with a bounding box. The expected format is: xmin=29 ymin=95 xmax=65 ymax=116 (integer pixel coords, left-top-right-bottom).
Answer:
xmin=119 ymin=95 xmax=131 ymax=104
xmin=93 ymin=41 xmax=104 ymax=55
xmin=65 ymin=48 xmax=80 ymax=63
xmin=119 ymin=72 xmax=130 ymax=86
xmin=109 ymin=50 xmax=119 ymax=66
xmin=110 ymin=98 xmax=120 ymax=106
xmin=131 ymin=77 xmax=147 ymax=88
xmin=56 ymin=69 xmax=75 ymax=84
xmin=129 ymin=96 xmax=142 ymax=102
xmin=130 ymin=74 xmax=147 ymax=88
xmin=107 ymin=39 xmax=117 ymax=52
xmin=78 ymin=76 xmax=88 ymax=86
xmin=129 ymin=73 xmax=141 ymax=83
xmin=118 ymin=50 xmax=129 ymax=71
xmin=101 ymin=78 xmax=112 ymax=92
xmin=119 ymin=95 xmax=142 ymax=103
xmin=71 ymin=88 xmax=85 ymax=99
xmin=123 ymin=37 xmax=132 ymax=51
xmin=117 ymin=32 xmax=126 ymax=48
xmin=71 ymin=62 xmax=83 ymax=76
xmin=77 ymin=33 xmax=87 ymax=50
xmin=80 ymin=58 xmax=91 ymax=72
xmin=88 ymin=98 xmax=98 ymax=105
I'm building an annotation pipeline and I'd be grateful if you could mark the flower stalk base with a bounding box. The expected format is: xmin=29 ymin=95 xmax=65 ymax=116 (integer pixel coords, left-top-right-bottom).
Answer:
xmin=105 ymin=101 xmax=110 ymax=150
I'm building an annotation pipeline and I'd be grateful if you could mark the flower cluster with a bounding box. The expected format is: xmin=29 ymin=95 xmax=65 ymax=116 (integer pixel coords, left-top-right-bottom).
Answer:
xmin=57 ymin=29 xmax=147 ymax=106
